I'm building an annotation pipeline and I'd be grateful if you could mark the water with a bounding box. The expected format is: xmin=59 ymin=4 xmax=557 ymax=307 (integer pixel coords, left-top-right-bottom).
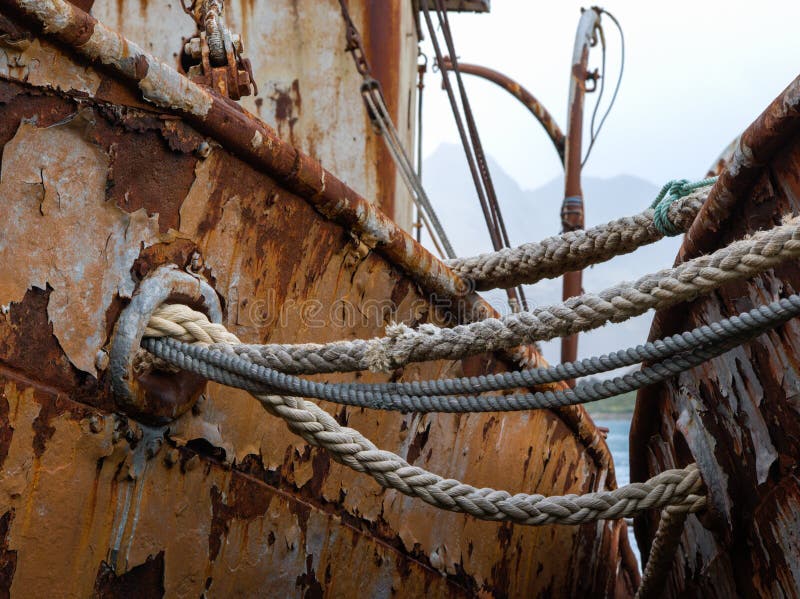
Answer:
xmin=594 ymin=417 xmax=641 ymax=566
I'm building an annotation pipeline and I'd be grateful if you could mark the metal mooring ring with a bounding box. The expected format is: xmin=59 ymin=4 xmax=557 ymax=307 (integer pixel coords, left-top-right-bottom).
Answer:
xmin=109 ymin=264 xmax=222 ymax=424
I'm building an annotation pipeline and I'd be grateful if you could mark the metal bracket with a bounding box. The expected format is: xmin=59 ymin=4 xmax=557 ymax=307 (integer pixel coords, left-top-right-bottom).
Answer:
xmin=184 ymin=30 xmax=256 ymax=100
xmin=109 ymin=265 xmax=222 ymax=424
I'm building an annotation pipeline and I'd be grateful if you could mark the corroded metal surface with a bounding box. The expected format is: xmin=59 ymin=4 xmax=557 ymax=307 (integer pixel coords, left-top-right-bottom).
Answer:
xmin=91 ymin=0 xmax=416 ymax=230
xmin=560 ymin=8 xmax=598 ymax=371
xmin=632 ymin=73 xmax=800 ymax=597
xmin=0 ymin=4 xmax=636 ymax=597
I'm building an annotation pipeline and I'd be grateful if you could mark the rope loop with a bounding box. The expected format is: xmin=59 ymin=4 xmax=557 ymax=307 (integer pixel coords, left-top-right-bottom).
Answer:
xmin=651 ymin=176 xmax=718 ymax=236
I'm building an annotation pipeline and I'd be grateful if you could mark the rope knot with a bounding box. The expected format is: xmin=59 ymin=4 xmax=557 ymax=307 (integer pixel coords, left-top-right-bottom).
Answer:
xmin=365 ymin=322 xmax=440 ymax=372
xmin=650 ymin=176 xmax=717 ymax=236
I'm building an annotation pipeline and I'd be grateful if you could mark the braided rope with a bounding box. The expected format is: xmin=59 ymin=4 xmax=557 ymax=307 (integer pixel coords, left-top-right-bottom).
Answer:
xmin=144 ymin=293 xmax=800 ymax=408
xmin=255 ymin=392 xmax=706 ymax=524
xmin=445 ymin=185 xmax=709 ymax=290
xmin=143 ymin=217 xmax=800 ymax=374
xmin=140 ymin=315 xmax=706 ymax=524
xmin=635 ymin=507 xmax=688 ymax=598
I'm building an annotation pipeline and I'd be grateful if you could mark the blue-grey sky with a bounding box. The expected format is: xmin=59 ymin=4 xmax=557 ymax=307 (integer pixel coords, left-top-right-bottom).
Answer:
xmin=420 ymin=1 xmax=800 ymax=190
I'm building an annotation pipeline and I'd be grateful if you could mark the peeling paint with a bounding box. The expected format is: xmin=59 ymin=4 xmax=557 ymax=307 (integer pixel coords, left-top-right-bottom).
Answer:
xmin=0 ymin=119 xmax=162 ymax=375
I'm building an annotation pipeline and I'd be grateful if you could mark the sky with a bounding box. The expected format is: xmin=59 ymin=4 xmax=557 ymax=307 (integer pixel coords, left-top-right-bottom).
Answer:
xmin=418 ymin=1 xmax=800 ymax=190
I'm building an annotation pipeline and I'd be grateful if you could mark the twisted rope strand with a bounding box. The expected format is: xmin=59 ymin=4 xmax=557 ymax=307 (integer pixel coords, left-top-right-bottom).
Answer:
xmin=140 ymin=319 xmax=706 ymax=524
xmin=143 ymin=294 xmax=800 ymax=407
xmin=143 ymin=217 xmax=800 ymax=374
xmin=635 ymin=507 xmax=689 ymax=598
xmin=445 ymin=186 xmax=709 ymax=290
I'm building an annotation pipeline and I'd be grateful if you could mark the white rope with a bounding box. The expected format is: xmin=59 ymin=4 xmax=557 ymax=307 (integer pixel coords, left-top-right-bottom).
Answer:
xmin=635 ymin=506 xmax=689 ymax=598
xmin=144 ymin=216 xmax=800 ymax=374
xmin=142 ymin=309 xmax=706 ymax=525
xmin=445 ymin=186 xmax=708 ymax=290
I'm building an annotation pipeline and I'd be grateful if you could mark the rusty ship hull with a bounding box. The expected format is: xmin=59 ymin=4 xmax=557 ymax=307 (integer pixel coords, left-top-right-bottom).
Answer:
xmin=0 ymin=1 xmax=638 ymax=597
xmin=632 ymin=74 xmax=800 ymax=598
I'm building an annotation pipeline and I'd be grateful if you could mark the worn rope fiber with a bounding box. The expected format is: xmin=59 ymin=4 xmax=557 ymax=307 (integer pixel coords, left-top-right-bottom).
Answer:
xmin=140 ymin=312 xmax=705 ymax=524
xmin=445 ymin=185 xmax=709 ymax=290
xmin=139 ymin=328 xmax=748 ymax=413
xmin=145 ymin=293 xmax=800 ymax=405
xmin=635 ymin=507 xmax=689 ymax=599
xmin=145 ymin=217 xmax=800 ymax=375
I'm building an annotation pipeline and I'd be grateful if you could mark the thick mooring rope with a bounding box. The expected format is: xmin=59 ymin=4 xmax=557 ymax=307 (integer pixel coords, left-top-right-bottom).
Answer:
xmin=250 ymin=394 xmax=705 ymax=525
xmin=445 ymin=183 xmax=710 ymax=290
xmin=635 ymin=507 xmax=689 ymax=599
xmin=145 ymin=217 xmax=800 ymax=375
xmin=142 ymin=290 xmax=800 ymax=412
xmin=141 ymin=317 xmax=706 ymax=524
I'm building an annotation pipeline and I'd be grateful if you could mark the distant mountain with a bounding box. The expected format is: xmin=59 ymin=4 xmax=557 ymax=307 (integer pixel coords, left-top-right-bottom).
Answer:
xmin=422 ymin=143 xmax=683 ymax=372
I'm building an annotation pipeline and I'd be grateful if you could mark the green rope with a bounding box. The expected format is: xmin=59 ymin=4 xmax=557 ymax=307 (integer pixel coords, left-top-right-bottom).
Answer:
xmin=650 ymin=176 xmax=718 ymax=236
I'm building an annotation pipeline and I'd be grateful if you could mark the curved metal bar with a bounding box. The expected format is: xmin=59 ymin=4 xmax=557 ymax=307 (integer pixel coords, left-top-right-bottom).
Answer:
xmin=440 ymin=57 xmax=566 ymax=161
xmin=110 ymin=265 xmax=222 ymax=423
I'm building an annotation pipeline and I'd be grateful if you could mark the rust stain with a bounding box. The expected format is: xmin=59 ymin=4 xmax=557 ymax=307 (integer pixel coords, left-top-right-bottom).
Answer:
xmin=0 ymin=391 xmax=10 ymax=470
xmin=269 ymin=78 xmax=302 ymax=146
xmin=0 ymin=113 xmax=163 ymax=375
xmin=84 ymin=108 xmax=200 ymax=233
xmin=208 ymin=476 xmax=273 ymax=562
xmin=0 ymin=289 xmax=86 ymax=399
xmin=67 ymin=0 xmax=95 ymax=11
xmin=364 ymin=0 xmax=400 ymax=220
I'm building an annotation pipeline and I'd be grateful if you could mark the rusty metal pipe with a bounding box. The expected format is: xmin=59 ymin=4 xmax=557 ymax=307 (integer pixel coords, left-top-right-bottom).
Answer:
xmin=439 ymin=57 xmax=566 ymax=162
xmin=560 ymin=8 xmax=600 ymax=377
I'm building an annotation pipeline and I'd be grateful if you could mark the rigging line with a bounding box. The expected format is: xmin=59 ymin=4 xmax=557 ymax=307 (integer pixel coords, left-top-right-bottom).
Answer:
xmin=421 ymin=1 xmax=501 ymax=251
xmin=584 ymin=21 xmax=606 ymax=165
xmin=433 ymin=1 xmax=529 ymax=311
xmin=583 ymin=8 xmax=625 ymax=166
xmin=434 ymin=0 xmax=507 ymax=244
xmin=336 ymin=0 xmax=455 ymax=258
xmin=362 ymin=88 xmax=456 ymax=258
xmin=415 ymin=50 xmax=426 ymax=244
xmin=422 ymin=0 xmax=527 ymax=311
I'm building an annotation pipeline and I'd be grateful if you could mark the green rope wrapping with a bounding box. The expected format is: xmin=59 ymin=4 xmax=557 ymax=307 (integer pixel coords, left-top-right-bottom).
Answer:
xmin=650 ymin=176 xmax=718 ymax=236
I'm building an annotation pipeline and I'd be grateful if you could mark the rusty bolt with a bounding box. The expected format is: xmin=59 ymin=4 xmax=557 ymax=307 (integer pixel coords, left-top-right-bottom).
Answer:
xmin=196 ymin=140 xmax=211 ymax=159
xmin=95 ymin=349 xmax=110 ymax=371
xmin=164 ymin=447 xmax=180 ymax=467
xmin=88 ymin=415 xmax=104 ymax=434
xmin=184 ymin=37 xmax=202 ymax=59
